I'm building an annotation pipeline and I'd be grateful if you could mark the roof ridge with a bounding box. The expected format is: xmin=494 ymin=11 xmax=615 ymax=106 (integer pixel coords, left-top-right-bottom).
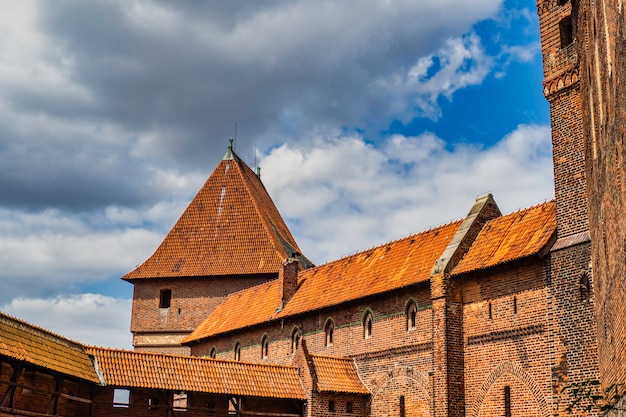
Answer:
xmin=88 ymin=345 xmax=298 ymax=370
xmin=304 ymin=218 xmax=464 ymax=272
xmin=230 ymin=156 xmax=285 ymax=260
xmin=0 ymin=310 xmax=86 ymax=349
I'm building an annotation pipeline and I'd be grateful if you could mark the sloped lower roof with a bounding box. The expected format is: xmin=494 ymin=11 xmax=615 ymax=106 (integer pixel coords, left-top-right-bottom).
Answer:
xmin=0 ymin=311 xmax=99 ymax=383
xmin=88 ymin=347 xmax=306 ymax=399
xmin=184 ymin=221 xmax=461 ymax=342
xmin=451 ymin=201 xmax=556 ymax=275
xmin=311 ymin=355 xmax=370 ymax=394
xmin=123 ymin=146 xmax=310 ymax=280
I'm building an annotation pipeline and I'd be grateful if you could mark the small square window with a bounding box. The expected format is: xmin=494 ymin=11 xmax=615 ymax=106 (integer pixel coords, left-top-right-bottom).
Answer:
xmin=113 ymin=389 xmax=130 ymax=408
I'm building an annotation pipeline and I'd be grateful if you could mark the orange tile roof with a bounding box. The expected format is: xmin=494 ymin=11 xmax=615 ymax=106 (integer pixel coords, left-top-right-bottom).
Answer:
xmin=123 ymin=147 xmax=311 ymax=280
xmin=87 ymin=347 xmax=305 ymax=399
xmin=185 ymin=279 xmax=281 ymax=343
xmin=451 ymin=201 xmax=556 ymax=275
xmin=311 ymin=355 xmax=370 ymax=394
xmin=184 ymin=221 xmax=461 ymax=342
xmin=0 ymin=311 xmax=99 ymax=382
xmin=278 ymin=221 xmax=461 ymax=317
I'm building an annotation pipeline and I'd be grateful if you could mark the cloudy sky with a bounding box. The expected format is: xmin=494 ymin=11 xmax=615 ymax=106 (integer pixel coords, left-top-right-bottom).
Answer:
xmin=0 ymin=0 xmax=553 ymax=349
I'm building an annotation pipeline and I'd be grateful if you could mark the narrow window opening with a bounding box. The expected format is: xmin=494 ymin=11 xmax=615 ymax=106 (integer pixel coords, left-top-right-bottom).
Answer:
xmin=364 ymin=312 xmax=373 ymax=339
xmin=148 ymin=397 xmax=159 ymax=410
xmin=325 ymin=320 xmax=334 ymax=347
xmin=291 ymin=329 xmax=301 ymax=354
xmin=261 ymin=336 xmax=269 ymax=359
xmin=399 ymin=395 xmax=406 ymax=417
xmin=234 ymin=342 xmax=241 ymax=361
xmin=113 ymin=388 xmax=130 ymax=408
xmin=159 ymin=289 xmax=171 ymax=309
xmin=406 ymin=302 xmax=417 ymax=331
xmin=504 ymin=386 xmax=511 ymax=417
xmin=347 ymin=402 xmax=353 ymax=413
xmin=488 ymin=302 xmax=493 ymax=320
xmin=328 ymin=400 xmax=335 ymax=412
xmin=580 ymin=272 xmax=591 ymax=301
xmin=208 ymin=346 xmax=217 ymax=359
xmin=560 ymin=16 xmax=573 ymax=48
xmin=513 ymin=297 xmax=518 ymax=314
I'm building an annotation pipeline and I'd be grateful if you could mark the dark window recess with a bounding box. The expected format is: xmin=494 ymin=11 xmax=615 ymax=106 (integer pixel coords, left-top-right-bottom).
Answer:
xmin=159 ymin=289 xmax=171 ymax=308
xmin=148 ymin=398 xmax=159 ymax=409
xmin=328 ymin=400 xmax=335 ymax=412
xmin=206 ymin=401 xmax=216 ymax=410
xmin=325 ymin=321 xmax=334 ymax=347
xmin=580 ymin=272 xmax=591 ymax=301
xmin=558 ymin=0 xmax=569 ymax=5
xmin=560 ymin=16 xmax=574 ymax=48
xmin=399 ymin=396 xmax=406 ymax=417
xmin=347 ymin=402 xmax=353 ymax=413
xmin=488 ymin=302 xmax=493 ymax=320
xmin=504 ymin=386 xmax=512 ymax=417
xmin=513 ymin=296 xmax=518 ymax=314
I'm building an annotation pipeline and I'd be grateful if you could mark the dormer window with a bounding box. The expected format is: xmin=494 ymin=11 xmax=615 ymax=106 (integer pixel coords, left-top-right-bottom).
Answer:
xmin=159 ymin=289 xmax=171 ymax=309
xmin=324 ymin=319 xmax=334 ymax=347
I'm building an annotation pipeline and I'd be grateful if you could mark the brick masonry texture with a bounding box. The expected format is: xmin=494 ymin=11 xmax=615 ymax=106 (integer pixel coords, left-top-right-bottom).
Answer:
xmin=576 ymin=0 xmax=626 ymax=392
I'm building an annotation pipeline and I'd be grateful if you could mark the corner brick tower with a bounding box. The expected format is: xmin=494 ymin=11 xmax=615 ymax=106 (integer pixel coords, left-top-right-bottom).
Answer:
xmin=123 ymin=141 xmax=312 ymax=354
xmin=537 ymin=0 xmax=600 ymax=412
xmin=576 ymin=0 xmax=626 ymax=396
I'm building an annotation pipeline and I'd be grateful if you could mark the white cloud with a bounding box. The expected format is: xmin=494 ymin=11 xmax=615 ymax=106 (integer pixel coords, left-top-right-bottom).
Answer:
xmin=0 ymin=207 xmax=169 ymax=302
xmin=261 ymin=124 xmax=553 ymax=263
xmin=1 ymin=294 xmax=132 ymax=349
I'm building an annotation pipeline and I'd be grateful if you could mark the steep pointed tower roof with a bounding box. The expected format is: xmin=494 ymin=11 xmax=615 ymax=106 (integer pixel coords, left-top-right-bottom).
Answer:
xmin=123 ymin=140 xmax=312 ymax=280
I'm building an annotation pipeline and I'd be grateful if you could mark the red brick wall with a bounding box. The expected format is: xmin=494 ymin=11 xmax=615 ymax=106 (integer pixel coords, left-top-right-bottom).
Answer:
xmin=547 ymin=243 xmax=600 ymax=414
xmin=576 ymin=0 xmax=626 ymax=391
xmin=461 ymin=260 xmax=553 ymax=417
xmin=130 ymin=274 xmax=273 ymax=351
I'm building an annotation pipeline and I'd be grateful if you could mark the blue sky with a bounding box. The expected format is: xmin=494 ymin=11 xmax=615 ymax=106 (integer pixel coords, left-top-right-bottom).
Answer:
xmin=0 ymin=0 xmax=553 ymax=348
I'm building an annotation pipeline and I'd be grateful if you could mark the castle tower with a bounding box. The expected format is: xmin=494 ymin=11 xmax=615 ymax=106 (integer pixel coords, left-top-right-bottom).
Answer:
xmin=538 ymin=0 xmax=588 ymax=238
xmin=537 ymin=0 xmax=600 ymax=411
xmin=576 ymin=0 xmax=626 ymax=393
xmin=123 ymin=141 xmax=312 ymax=354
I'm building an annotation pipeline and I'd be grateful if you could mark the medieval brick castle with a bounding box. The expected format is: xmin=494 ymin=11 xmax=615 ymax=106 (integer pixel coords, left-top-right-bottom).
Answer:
xmin=0 ymin=1 xmax=624 ymax=416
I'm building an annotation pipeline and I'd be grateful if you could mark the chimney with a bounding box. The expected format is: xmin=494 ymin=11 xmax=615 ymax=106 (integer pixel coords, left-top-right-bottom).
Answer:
xmin=279 ymin=254 xmax=300 ymax=307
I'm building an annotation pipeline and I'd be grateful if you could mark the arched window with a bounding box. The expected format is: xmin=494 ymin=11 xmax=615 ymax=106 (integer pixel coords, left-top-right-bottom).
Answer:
xmin=580 ymin=271 xmax=591 ymax=301
xmin=363 ymin=311 xmax=373 ymax=339
xmin=208 ymin=346 xmax=216 ymax=359
xmin=291 ymin=328 xmax=301 ymax=354
xmin=234 ymin=342 xmax=241 ymax=361
xmin=324 ymin=319 xmax=334 ymax=347
xmin=261 ymin=335 xmax=269 ymax=359
xmin=406 ymin=300 xmax=417 ymax=331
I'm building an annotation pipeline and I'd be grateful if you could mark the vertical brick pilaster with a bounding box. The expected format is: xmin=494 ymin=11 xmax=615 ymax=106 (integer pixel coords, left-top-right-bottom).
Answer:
xmin=431 ymin=273 xmax=464 ymax=417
